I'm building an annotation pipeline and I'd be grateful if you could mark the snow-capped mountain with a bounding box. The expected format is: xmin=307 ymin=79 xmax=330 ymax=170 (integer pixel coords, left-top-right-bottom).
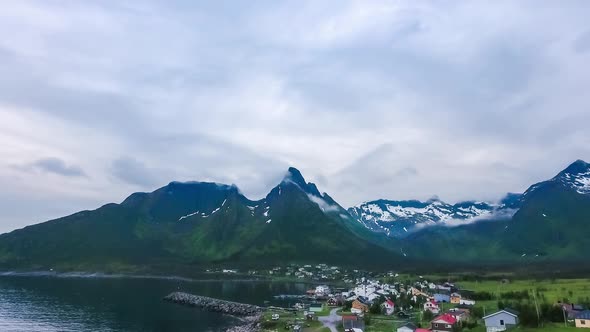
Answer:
xmin=348 ymin=197 xmax=519 ymax=238
xmin=525 ymin=159 xmax=590 ymax=196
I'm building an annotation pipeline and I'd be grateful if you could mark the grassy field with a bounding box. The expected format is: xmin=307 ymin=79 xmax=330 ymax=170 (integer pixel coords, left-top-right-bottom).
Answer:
xmin=458 ymin=278 xmax=590 ymax=313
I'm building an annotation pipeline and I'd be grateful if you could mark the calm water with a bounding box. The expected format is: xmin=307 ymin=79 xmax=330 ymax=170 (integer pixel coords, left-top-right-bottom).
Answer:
xmin=0 ymin=275 xmax=309 ymax=332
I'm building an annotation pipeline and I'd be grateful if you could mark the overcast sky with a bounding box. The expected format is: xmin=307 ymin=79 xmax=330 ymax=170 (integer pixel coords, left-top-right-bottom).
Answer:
xmin=1 ymin=1 xmax=589 ymax=233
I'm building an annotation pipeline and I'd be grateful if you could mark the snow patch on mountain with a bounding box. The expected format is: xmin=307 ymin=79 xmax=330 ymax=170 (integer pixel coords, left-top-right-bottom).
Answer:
xmin=561 ymin=170 xmax=590 ymax=194
xmin=349 ymin=198 xmax=518 ymax=237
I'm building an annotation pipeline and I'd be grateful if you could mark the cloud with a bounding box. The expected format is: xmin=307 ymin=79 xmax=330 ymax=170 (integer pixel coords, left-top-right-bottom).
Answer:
xmin=110 ymin=157 xmax=160 ymax=187
xmin=307 ymin=194 xmax=341 ymax=213
xmin=0 ymin=1 xmax=589 ymax=232
xmin=22 ymin=157 xmax=86 ymax=177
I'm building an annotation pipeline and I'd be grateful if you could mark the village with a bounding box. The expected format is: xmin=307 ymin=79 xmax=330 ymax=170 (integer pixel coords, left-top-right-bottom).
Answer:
xmin=237 ymin=266 xmax=590 ymax=332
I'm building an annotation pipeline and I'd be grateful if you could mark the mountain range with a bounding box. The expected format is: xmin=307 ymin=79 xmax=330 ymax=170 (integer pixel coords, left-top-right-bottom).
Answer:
xmin=0 ymin=160 xmax=589 ymax=272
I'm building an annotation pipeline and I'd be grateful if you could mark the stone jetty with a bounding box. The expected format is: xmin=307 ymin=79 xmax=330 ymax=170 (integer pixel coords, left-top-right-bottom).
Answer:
xmin=164 ymin=292 xmax=263 ymax=316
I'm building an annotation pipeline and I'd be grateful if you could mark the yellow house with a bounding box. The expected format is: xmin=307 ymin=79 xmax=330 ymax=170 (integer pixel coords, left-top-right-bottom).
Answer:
xmin=450 ymin=293 xmax=461 ymax=304
xmin=351 ymin=300 xmax=369 ymax=314
xmin=576 ymin=311 xmax=590 ymax=328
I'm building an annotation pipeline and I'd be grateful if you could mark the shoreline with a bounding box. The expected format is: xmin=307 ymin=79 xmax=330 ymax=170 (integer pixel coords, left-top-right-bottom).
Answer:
xmin=0 ymin=270 xmax=271 ymax=283
xmin=0 ymin=270 xmax=346 ymax=286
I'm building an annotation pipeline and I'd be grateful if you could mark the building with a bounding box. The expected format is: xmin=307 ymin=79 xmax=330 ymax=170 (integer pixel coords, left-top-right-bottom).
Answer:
xmin=483 ymin=309 xmax=519 ymax=332
xmin=424 ymin=300 xmax=441 ymax=314
xmin=309 ymin=303 xmax=323 ymax=313
xmin=397 ymin=322 xmax=417 ymax=332
xmin=382 ymin=299 xmax=395 ymax=315
xmin=431 ymin=314 xmax=458 ymax=332
xmin=445 ymin=309 xmax=469 ymax=322
xmin=434 ymin=293 xmax=451 ymax=303
xmin=563 ymin=303 xmax=586 ymax=320
xmin=351 ymin=299 xmax=370 ymax=314
xmin=459 ymin=298 xmax=476 ymax=306
xmin=575 ymin=310 xmax=590 ymax=328
xmin=342 ymin=315 xmax=365 ymax=332
xmin=315 ymin=285 xmax=331 ymax=296
xmin=450 ymin=293 xmax=461 ymax=304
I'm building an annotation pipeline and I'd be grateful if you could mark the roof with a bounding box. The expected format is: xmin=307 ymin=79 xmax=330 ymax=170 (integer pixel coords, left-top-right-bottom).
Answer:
xmin=399 ymin=322 xmax=417 ymax=330
xmin=385 ymin=299 xmax=395 ymax=307
xmin=416 ymin=329 xmax=430 ymax=332
xmin=576 ymin=310 xmax=590 ymax=319
xmin=433 ymin=314 xmax=457 ymax=324
xmin=342 ymin=315 xmax=358 ymax=321
xmin=446 ymin=310 xmax=466 ymax=317
xmin=483 ymin=309 xmax=519 ymax=320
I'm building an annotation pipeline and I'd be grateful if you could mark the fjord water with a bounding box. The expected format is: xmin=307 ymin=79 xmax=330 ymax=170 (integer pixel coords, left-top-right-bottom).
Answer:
xmin=0 ymin=275 xmax=308 ymax=332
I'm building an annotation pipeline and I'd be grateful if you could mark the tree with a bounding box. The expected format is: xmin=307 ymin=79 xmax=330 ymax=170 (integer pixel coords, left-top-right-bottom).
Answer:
xmin=423 ymin=310 xmax=434 ymax=322
xmin=370 ymin=301 xmax=382 ymax=314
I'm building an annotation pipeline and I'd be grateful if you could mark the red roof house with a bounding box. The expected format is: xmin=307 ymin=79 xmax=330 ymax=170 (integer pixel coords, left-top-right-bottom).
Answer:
xmin=431 ymin=314 xmax=458 ymax=332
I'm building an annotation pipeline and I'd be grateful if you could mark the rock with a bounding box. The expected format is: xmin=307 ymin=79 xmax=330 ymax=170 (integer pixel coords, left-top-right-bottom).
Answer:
xmin=164 ymin=292 xmax=262 ymax=331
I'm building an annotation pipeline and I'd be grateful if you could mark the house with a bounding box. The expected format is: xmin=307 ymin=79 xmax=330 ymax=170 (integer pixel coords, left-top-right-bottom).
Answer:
xmin=328 ymin=297 xmax=343 ymax=306
xmin=431 ymin=314 xmax=458 ymax=332
xmin=563 ymin=303 xmax=586 ymax=320
xmin=483 ymin=308 xmax=519 ymax=332
xmin=575 ymin=310 xmax=590 ymax=328
xmin=382 ymin=299 xmax=395 ymax=315
xmin=424 ymin=300 xmax=441 ymax=314
xmin=351 ymin=299 xmax=370 ymax=314
xmin=342 ymin=315 xmax=365 ymax=332
xmin=450 ymin=293 xmax=461 ymax=304
xmin=309 ymin=303 xmax=323 ymax=312
xmin=459 ymin=298 xmax=476 ymax=306
xmin=315 ymin=285 xmax=331 ymax=296
xmin=434 ymin=293 xmax=451 ymax=303
xmin=412 ymin=287 xmax=430 ymax=298
xmin=445 ymin=310 xmax=469 ymax=322
xmin=397 ymin=322 xmax=418 ymax=332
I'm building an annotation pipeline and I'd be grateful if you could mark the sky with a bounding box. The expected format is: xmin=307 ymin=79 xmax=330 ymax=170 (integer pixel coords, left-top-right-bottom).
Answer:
xmin=1 ymin=1 xmax=589 ymax=233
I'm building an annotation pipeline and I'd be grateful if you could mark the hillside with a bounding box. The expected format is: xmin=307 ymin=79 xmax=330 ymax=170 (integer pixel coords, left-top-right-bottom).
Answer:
xmin=0 ymin=160 xmax=589 ymax=272
xmin=0 ymin=168 xmax=397 ymax=271
xmin=399 ymin=160 xmax=590 ymax=265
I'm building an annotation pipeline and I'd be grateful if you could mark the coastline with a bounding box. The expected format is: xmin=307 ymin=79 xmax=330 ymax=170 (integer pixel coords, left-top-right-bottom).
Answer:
xmin=0 ymin=270 xmax=346 ymax=286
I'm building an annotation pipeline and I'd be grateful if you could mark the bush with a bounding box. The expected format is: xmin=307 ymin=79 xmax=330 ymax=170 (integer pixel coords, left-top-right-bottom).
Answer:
xmin=472 ymin=291 xmax=495 ymax=301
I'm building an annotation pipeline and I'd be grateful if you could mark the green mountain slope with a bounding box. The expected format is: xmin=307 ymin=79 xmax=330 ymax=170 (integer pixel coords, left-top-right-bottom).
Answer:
xmin=0 ymin=168 xmax=398 ymax=271
xmin=399 ymin=160 xmax=590 ymax=265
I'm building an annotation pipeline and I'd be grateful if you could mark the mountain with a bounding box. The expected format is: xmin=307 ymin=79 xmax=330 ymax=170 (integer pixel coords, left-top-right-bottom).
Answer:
xmin=348 ymin=197 xmax=519 ymax=237
xmin=500 ymin=159 xmax=590 ymax=257
xmin=0 ymin=160 xmax=589 ymax=272
xmin=399 ymin=160 xmax=590 ymax=264
xmin=0 ymin=168 xmax=396 ymax=272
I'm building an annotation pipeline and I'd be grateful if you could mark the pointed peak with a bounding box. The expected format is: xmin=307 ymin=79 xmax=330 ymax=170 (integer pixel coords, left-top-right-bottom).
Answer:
xmin=559 ymin=159 xmax=590 ymax=176
xmin=283 ymin=167 xmax=307 ymax=187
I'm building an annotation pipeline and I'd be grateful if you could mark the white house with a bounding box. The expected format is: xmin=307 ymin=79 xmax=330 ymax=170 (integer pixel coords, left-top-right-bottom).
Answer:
xmin=315 ymin=285 xmax=331 ymax=296
xmin=424 ymin=301 xmax=440 ymax=314
xmin=459 ymin=298 xmax=476 ymax=306
xmin=381 ymin=299 xmax=395 ymax=315
xmin=483 ymin=309 xmax=519 ymax=332
xmin=397 ymin=322 xmax=417 ymax=332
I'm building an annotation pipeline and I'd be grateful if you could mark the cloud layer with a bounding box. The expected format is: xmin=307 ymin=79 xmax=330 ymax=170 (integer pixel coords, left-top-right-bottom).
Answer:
xmin=0 ymin=1 xmax=589 ymax=233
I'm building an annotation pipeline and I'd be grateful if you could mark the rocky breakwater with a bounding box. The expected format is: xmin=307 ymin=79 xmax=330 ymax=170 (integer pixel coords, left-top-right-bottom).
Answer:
xmin=164 ymin=292 xmax=263 ymax=331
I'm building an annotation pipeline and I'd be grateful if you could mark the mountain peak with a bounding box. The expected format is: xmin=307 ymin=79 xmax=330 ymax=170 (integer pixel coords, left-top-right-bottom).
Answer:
xmin=283 ymin=167 xmax=307 ymax=187
xmin=547 ymin=159 xmax=590 ymax=195
xmin=561 ymin=159 xmax=590 ymax=174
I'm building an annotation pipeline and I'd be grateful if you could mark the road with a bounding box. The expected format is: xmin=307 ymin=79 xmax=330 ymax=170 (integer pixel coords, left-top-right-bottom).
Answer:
xmin=318 ymin=308 xmax=340 ymax=332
